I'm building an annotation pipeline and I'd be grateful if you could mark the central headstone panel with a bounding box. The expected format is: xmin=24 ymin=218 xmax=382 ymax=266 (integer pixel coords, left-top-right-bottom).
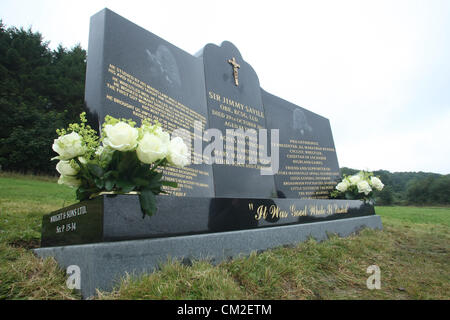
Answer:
xmin=201 ymin=42 xmax=276 ymax=198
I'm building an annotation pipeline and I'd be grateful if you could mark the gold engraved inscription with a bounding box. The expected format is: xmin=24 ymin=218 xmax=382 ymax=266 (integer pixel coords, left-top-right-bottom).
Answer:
xmin=105 ymin=64 xmax=211 ymax=196
xmin=207 ymin=90 xmax=267 ymax=169
xmin=252 ymin=202 xmax=350 ymax=221
xmin=276 ymin=139 xmax=340 ymax=198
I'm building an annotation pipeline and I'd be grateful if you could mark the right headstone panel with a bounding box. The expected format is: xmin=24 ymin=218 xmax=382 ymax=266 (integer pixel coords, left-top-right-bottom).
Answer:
xmin=262 ymin=90 xmax=341 ymax=199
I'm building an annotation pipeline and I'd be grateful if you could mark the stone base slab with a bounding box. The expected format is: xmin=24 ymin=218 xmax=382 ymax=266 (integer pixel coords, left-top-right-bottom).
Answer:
xmin=34 ymin=215 xmax=382 ymax=298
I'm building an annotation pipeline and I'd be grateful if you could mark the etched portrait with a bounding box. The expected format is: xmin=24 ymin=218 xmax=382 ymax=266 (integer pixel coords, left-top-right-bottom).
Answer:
xmin=146 ymin=45 xmax=181 ymax=88
xmin=292 ymin=108 xmax=313 ymax=136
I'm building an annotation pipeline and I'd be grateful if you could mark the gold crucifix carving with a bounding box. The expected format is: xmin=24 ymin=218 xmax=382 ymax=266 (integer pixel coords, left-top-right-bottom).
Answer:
xmin=228 ymin=57 xmax=241 ymax=86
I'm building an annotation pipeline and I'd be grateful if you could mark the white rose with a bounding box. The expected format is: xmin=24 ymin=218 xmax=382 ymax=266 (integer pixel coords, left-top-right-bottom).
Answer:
xmin=167 ymin=137 xmax=190 ymax=167
xmin=136 ymin=132 xmax=169 ymax=164
xmin=52 ymin=132 xmax=85 ymax=160
xmin=336 ymin=180 xmax=350 ymax=192
xmin=56 ymin=160 xmax=79 ymax=176
xmin=370 ymin=176 xmax=384 ymax=191
xmin=58 ymin=174 xmax=81 ymax=188
xmin=349 ymin=174 xmax=362 ymax=185
xmin=153 ymin=127 xmax=170 ymax=144
xmin=103 ymin=122 xmax=139 ymax=151
xmin=357 ymin=180 xmax=372 ymax=195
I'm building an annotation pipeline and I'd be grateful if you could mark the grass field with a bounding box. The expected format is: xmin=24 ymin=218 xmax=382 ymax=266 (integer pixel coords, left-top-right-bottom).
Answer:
xmin=0 ymin=173 xmax=448 ymax=300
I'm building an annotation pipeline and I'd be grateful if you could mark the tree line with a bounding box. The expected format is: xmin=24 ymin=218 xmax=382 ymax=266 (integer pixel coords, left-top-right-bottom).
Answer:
xmin=0 ymin=21 xmax=448 ymax=205
xmin=341 ymin=168 xmax=450 ymax=206
xmin=0 ymin=21 xmax=86 ymax=173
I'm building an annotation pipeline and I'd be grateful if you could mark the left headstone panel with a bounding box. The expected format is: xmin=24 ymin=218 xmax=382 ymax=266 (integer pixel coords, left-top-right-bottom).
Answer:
xmin=84 ymin=9 xmax=214 ymax=197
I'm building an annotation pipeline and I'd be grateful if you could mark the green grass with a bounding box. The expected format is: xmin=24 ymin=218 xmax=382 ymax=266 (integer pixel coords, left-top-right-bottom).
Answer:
xmin=376 ymin=206 xmax=450 ymax=226
xmin=0 ymin=173 xmax=76 ymax=245
xmin=0 ymin=173 xmax=449 ymax=300
xmin=0 ymin=173 xmax=79 ymax=299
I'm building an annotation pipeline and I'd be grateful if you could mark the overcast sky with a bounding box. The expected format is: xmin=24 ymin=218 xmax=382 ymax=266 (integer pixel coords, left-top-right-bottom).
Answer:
xmin=1 ymin=0 xmax=449 ymax=174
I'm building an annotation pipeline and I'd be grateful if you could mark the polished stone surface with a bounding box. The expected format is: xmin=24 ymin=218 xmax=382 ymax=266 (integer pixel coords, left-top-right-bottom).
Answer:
xmin=40 ymin=198 xmax=103 ymax=247
xmin=34 ymin=215 xmax=383 ymax=298
xmin=201 ymin=42 xmax=276 ymax=197
xmin=85 ymin=8 xmax=214 ymax=197
xmin=42 ymin=9 xmax=375 ymax=249
xmin=41 ymin=194 xmax=375 ymax=247
xmin=262 ymin=90 xmax=340 ymax=198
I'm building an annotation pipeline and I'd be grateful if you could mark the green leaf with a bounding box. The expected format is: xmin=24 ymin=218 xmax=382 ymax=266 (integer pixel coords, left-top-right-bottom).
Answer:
xmin=161 ymin=181 xmax=177 ymax=188
xmin=150 ymin=171 xmax=163 ymax=181
xmin=94 ymin=177 xmax=104 ymax=189
xmin=75 ymin=188 xmax=87 ymax=201
xmin=87 ymin=163 xmax=104 ymax=178
xmin=133 ymin=177 xmax=151 ymax=188
xmin=139 ymin=190 xmax=156 ymax=218
xmin=76 ymin=186 xmax=98 ymax=201
xmin=104 ymin=170 xmax=115 ymax=179
xmin=145 ymin=180 xmax=163 ymax=194
xmin=135 ymin=166 xmax=152 ymax=181
xmin=116 ymin=179 xmax=135 ymax=193
xmin=137 ymin=164 xmax=151 ymax=176
xmin=118 ymin=151 xmax=139 ymax=175
xmin=345 ymin=192 xmax=355 ymax=200
xmin=122 ymin=185 xmax=136 ymax=193
xmin=105 ymin=179 xmax=115 ymax=191
xmin=111 ymin=150 xmax=122 ymax=166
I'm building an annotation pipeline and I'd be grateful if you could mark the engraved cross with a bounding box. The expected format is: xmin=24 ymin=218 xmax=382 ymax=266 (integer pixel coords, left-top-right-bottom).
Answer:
xmin=228 ymin=57 xmax=241 ymax=86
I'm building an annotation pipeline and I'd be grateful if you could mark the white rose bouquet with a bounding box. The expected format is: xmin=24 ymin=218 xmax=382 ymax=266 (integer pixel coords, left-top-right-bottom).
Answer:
xmin=331 ymin=170 xmax=384 ymax=203
xmin=51 ymin=113 xmax=190 ymax=217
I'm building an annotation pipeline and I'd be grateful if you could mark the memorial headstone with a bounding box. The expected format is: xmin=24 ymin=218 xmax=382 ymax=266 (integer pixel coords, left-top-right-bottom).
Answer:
xmin=34 ymin=8 xmax=382 ymax=298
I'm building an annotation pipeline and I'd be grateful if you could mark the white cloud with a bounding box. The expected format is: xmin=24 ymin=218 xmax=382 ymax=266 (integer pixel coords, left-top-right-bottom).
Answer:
xmin=337 ymin=109 xmax=450 ymax=174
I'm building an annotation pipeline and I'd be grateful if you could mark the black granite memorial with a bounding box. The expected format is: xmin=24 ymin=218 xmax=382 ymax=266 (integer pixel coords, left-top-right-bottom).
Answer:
xmin=34 ymin=8 xmax=382 ymax=298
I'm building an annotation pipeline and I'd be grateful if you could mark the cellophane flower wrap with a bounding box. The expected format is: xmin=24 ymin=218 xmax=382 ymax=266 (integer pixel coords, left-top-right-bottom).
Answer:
xmin=331 ymin=170 xmax=384 ymax=203
xmin=51 ymin=113 xmax=190 ymax=217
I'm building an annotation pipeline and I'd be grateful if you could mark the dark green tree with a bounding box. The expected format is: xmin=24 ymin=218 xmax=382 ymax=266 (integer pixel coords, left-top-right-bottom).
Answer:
xmin=429 ymin=175 xmax=450 ymax=204
xmin=0 ymin=20 xmax=87 ymax=174
xmin=375 ymin=185 xmax=394 ymax=205
xmin=406 ymin=176 xmax=435 ymax=204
